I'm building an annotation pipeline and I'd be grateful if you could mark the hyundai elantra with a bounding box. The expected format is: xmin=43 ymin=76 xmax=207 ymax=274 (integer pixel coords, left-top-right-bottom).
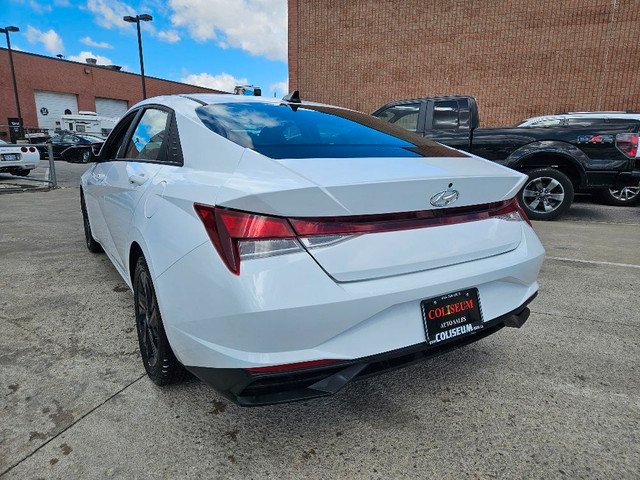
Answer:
xmin=68 ymin=93 xmax=545 ymax=406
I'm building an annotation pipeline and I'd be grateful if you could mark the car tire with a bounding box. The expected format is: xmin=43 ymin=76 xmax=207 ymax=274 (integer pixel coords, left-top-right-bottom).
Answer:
xmin=518 ymin=168 xmax=574 ymax=221
xmin=133 ymin=256 xmax=186 ymax=386
xmin=595 ymin=184 xmax=640 ymax=206
xmin=80 ymin=192 xmax=103 ymax=253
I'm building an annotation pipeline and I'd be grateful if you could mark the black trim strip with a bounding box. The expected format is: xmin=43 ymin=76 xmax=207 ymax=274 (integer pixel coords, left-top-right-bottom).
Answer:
xmin=179 ymin=94 xmax=208 ymax=106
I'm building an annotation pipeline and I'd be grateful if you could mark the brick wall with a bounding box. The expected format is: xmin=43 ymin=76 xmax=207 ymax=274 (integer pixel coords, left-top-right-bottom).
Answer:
xmin=289 ymin=0 xmax=640 ymax=127
xmin=0 ymin=48 xmax=223 ymax=130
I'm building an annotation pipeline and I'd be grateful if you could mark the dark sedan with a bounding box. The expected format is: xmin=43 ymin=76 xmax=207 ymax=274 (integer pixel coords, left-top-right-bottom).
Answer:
xmin=42 ymin=132 xmax=104 ymax=159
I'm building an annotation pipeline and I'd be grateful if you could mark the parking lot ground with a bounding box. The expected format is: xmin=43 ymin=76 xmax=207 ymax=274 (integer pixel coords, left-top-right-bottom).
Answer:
xmin=1 ymin=163 xmax=639 ymax=479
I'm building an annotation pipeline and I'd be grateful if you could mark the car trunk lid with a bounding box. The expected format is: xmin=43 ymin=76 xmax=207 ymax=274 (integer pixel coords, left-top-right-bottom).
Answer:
xmin=215 ymin=149 xmax=528 ymax=281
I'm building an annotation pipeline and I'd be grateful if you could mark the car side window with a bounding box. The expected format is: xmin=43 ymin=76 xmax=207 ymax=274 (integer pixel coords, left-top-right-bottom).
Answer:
xmin=124 ymin=109 xmax=169 ymax=161
xmin=375 ymin=104 xmax=421 ymax=132
xmin=432 ymin=101 xmax=459 ymax=130
xmin=101 ymin=112 xmax=138 ymax=160
xmin=529 ymin=118 xmax=563 ymax=127
xmin=565 ymin=118 xmax=604 ymax=126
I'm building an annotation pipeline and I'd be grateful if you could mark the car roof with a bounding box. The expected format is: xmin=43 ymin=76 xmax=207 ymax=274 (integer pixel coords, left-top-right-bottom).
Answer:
xmin=132 ymin=94 xmax=342 ymax=117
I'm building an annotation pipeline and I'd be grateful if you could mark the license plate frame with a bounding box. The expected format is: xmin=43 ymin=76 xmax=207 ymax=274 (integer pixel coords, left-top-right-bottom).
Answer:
xmin=1 ymin=154 xmax=19 ymax=162
xmin=421 ymin=288 xmax=484 ymax=346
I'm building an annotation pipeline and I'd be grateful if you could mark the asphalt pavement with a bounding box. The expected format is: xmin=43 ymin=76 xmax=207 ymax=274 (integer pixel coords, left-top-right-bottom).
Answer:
xmin=1 ymin=162 xmax=638 ymax=479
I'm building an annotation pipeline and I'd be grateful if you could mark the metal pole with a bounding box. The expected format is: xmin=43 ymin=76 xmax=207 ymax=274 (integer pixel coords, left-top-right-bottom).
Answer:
xmin=47 ymin=143 xmax=57 ymax=188
xmin=136 ymin=19 xmax=147 ymax=100
xmin=5 ymin=31 xmax=23 ymax=139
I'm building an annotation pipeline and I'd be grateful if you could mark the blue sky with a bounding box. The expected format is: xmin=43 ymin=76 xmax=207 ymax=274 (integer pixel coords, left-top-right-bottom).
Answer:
xmin=2 ymin=0 xmax=289 ymax=96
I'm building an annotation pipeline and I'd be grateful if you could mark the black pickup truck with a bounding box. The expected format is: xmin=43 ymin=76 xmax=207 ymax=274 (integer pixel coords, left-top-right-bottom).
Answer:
xmin=372 ymin=96 xmax=640 ymax=219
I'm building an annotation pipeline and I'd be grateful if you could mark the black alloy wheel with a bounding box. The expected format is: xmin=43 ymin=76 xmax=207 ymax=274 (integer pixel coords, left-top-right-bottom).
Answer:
xmin=518 ymin=168 xmax=574 ymax=221
xmin=133 ymin=256 xmax=186 ymax=385
xmin=80 ymin=191 xmax=103 ymax=253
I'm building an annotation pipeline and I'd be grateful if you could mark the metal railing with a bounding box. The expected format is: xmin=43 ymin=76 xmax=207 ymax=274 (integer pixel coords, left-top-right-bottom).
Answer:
xmin=0 ymin=142 xmax=57 ymax=188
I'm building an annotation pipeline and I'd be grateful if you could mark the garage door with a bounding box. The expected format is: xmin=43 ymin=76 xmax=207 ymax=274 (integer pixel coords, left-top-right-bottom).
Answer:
xmin=95 ymin=98 xmax=128 ymax=119
xmin=34 ymin=90 xmax=78 ymax=133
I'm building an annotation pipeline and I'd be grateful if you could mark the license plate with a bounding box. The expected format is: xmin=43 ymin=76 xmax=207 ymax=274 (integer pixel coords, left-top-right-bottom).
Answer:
xmin=1 ymin=154 xmax=18 ymax=161
xmin=421 ymin=288 xmax=484 ymax=346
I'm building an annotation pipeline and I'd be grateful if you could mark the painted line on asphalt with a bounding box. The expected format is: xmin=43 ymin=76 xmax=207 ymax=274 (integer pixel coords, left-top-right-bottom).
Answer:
xmin=531 ymin=310 xmax=637 ymax=329
xmin=0 ymin=374 xmax=146 ymax=477
xmin=546 ymin=256 xmax=640 ymax=269
xmin=563 ymin=219 xmax=640 ymax=227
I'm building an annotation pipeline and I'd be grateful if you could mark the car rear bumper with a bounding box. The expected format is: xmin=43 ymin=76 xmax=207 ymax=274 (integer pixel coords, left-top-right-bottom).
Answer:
xmin=156 ymin=223 xmax=544 ymax=370
xmin=186 ymin=293 xmax=535 ymax=406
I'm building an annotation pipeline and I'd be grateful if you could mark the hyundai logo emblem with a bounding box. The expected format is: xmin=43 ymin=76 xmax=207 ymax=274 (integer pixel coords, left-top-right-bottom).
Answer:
xmin=430 ymin=188 xmax=460 ymax=207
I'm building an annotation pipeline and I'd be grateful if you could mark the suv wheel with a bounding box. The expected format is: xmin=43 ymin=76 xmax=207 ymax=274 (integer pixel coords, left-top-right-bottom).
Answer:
xmin=518 ymin=168 xmax=574 ymax=221
xmin=596 ymin=184 xmax=640 ymax=206
xmin=134 ymin=256 xmax=186 ymax=386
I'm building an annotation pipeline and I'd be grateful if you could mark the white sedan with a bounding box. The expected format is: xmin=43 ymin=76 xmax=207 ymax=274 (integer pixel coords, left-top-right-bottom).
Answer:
xmin=0 ymin=139 xmax=40 ymax=176
xmin=68 ymin=93 xmax=545 ymax=406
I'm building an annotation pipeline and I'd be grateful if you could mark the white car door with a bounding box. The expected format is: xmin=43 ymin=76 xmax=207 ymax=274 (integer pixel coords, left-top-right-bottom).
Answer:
xmin=84 ymin=162 xmax=113 ymax=245
xmin=84 ymin=111 xmax=140 ymax=251
xmin=100 ymin=107 xmax=172 ymax=271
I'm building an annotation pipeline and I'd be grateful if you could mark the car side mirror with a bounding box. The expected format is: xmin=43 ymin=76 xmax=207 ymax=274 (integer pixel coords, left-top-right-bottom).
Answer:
xmin=90 ymin=144 xmax=102 ymax=156
xmin=61 ymin=146 xmax=97 ymax=164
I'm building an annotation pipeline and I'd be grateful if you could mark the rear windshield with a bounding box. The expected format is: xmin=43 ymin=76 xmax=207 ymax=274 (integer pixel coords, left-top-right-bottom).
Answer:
xmin=195 ymin=102 xmax=466 ymax=159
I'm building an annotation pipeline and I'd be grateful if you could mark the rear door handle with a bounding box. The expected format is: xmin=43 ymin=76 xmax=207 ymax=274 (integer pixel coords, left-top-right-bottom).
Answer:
xmin=129 ymin=174 xmax=146 ymax=186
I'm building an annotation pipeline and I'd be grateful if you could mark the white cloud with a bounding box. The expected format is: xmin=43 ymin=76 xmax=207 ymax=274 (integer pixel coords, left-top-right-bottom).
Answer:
xmin=67 ymin=50 xmax=114 ymax=65
xmin=86 ymin=0 xmax=137 ymax=30
xmin=29 ymin=0 xmax=53 ymax=13
xmin=25 ymin=26 xmax=64 ymax=55
xmin=168 ymin=0 xmax=287 ymax=62
xmin=181 ymin=72 xmax=249 ymax=93
xmin=157 ymin=30 xmax=181 ymax=43
xmin=269 ymin=78 xmax=289 ymax=96
xmin=80 ymin=36 xmax=114 ymax=49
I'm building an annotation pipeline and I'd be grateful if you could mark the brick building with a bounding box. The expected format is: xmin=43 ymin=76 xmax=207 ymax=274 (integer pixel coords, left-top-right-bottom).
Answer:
xmin=0 ymin=48 xmax=223 ymax=138
xmin=288 ymin=0 xmax=640 ymax=126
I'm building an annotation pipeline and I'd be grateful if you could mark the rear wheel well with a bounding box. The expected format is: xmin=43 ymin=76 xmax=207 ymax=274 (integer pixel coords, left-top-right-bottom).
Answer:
xmin=516 ymin=154 xmax=584 ymax=188
xmin=129 ymin=242 xmax=143 ymax=286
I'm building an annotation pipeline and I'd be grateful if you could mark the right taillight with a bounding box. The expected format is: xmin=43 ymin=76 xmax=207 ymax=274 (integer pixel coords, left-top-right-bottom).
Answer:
xmin=491 ymin=197 xmax=533 ymax=227
xmin=616 ymin=133 xmax=639 ymax=158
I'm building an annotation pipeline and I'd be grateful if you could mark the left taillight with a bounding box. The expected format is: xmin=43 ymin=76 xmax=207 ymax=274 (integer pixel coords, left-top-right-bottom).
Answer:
xmin=616 ymin=133 xmax=639 ymax=159
xmin=194 ymin=204 xmax=302 ymax=275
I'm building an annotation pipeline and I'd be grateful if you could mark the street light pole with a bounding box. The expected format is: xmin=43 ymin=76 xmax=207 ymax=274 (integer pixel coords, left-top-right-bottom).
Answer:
xmin=123 ymin=14 xmax=153 ymax=100
xmin=1 ymin=26 xmax=23 ymax=139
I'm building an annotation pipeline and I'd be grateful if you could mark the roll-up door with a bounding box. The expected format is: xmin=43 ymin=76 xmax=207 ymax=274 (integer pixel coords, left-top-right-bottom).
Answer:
xmin=95 ymin=98 xmax=128 ymax=119
xmin=34 ymin=91 xmax=78 ymax=132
